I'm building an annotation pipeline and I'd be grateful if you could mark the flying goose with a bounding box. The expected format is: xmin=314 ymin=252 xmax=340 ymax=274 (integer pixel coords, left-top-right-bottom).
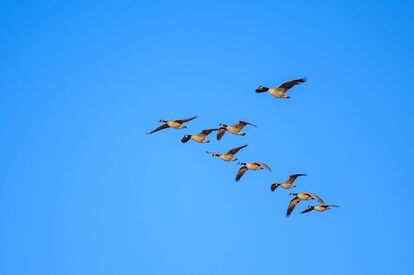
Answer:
xmin=147 ymin=115 xmax=198 ymax=134
xmin=181 ymin=128 xmax=218 ymax=143
xmin=206 ymin=144 xmax=248 ymax=161
xmin=286 ymin=192 xmax=324 ymax=217
xmin=301 ymin=204 xmax=339 ymax=214
xmin=270 ymin=174 xmax=307 ymax=191
xmin=217 ymin=120 xmax=256 ymax=141
xmin=235 ymin=162 xmax=272 ymax=182
xmin=255 ymin=78 xmax=307 ymax=99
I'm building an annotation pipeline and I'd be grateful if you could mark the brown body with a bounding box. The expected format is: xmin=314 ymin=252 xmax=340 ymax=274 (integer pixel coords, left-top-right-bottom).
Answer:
xmin=147 ymin=116 xmax=198 ymax=134
xmin=301 ymin=204 xmax=339 ymax=214
xmin=181 ymin=128 xmax=218 ymax=144
xmin=271 ymin=174 xmax=306 ymax=191
xmin=286 ymin=192 xmax=324 ymax=217
xmin=166 ymin=121 xmax=182 ymax=128
xmin=217 ymin=121 xmax=256 ymax=140
xmin=235 ymin=161 xmax=272 ymax=182
xmin=206 ymin=144 xmax=247 ymax=162
xmin=255 ymin=78 xmax=307 ymax=99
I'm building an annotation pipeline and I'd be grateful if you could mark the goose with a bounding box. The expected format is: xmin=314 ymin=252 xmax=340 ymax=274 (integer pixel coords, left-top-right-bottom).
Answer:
xmin=270 ymin=174 xmax=306 ymax=191
xmin=206 ymin=144 xmax=248 ymax=162
xmin=181 ymin=128 xmax=218 ymax=143
xmin=286 ymin=192 xmax=324 ymax=217
xmin=235 ymin=162 xmax=272 ymax=182
xmin=147 ymin=115 xmax=198 ymax=134
xmin=217 ymin=120 xmax=257 ymax=140
xmin=301 ymin=204 xmax=339 ymax=214
xmin=255 ymin=78 xmax=307 ymax=99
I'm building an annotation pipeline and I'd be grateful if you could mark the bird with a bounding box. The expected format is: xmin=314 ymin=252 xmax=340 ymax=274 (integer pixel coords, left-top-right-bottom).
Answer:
xmin=181 ymin=128 xmax=218 ymax=143
xmin=255 ymin=78 xmax=307 ymax=99
xmin=235 ymin=162 xmax=272 ymax=182
xmin=206 ymin=144 xmax=248 ymax=161
xmin=147 ymin=115 xmax=198 ymax=134
xmin=217 ymin=120 xmax=256 ymax=141
xmin=286 ymin=192 xmax=324 ymax=217
xmin=270 ymin=174 xmax=307 ymax=191
xmin=301 ymin=204 xmax=339 ymax=214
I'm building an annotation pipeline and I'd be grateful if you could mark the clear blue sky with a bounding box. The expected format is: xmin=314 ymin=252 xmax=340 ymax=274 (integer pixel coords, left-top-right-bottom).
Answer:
xmin=1 ymin=1 xmax=413 ymax=274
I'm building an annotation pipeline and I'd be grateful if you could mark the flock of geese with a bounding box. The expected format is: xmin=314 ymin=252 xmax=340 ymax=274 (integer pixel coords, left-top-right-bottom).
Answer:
xmin=148 ymin=78 xmax=338 ymax=217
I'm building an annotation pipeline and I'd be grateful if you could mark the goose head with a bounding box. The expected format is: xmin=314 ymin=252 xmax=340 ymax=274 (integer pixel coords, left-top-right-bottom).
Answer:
xmin=255 ymin=86 xmax=269 ymax=92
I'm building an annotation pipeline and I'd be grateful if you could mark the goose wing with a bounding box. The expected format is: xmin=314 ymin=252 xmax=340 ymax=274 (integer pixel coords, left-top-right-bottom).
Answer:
xmin=307 ymin=192 xmax=324 ymax=203
xmin=147 ymin=123 xmax=169 ymax=134
xmin=200 ymin=128 xmax=218 ymax=135
xmin=235 ymin=166 xmax=248 ymax=182
xmin=217 ymin=127 xmax=226 ymax=140
xmin=175 ymin=115 xmax=198 ymax=123
xmin=256 ymin=162 xmax=272 ymax=172
xmin=227 ymin=144 xmax=248 ymax=155
xmin=300 ymin=207 xmax=315 ymax=214
xmin=278 ymin=78 xmax=307 ymax=91
xmin=288 ymin=173 xmax=307 ymax=183
xmin=235 ymin=120 xmax=257 ymax=128
xmin=286 ymin=197 xmax=300 ymax=217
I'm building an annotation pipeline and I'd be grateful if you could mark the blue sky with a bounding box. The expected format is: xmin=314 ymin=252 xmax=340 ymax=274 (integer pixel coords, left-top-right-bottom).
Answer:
xmin=1 ymin=1 xmax=413 ymax=274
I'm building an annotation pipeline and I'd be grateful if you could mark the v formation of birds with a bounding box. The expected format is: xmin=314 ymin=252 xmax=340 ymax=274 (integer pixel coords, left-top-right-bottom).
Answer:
xmin=148 ymin=78 xmax=339 ymax=217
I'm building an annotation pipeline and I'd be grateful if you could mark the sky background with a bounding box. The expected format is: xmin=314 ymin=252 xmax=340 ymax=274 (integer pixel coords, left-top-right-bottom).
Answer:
xmin=1 ymin=1 xmax=414 ymax=274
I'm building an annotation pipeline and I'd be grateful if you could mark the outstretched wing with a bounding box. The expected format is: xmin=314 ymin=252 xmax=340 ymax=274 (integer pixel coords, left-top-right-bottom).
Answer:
xmin=235 ymin=121 xmax=257 ymax=128
xmin=216 ymin=127 xmax=226 ymax=140
xmin=286 ymin=197 xmax=300 ymax=217
xmin=256 ymin=162 xmax=272 ymax=172
xmin=200 ymin=128 xmax=218 ymax=135
xmin=308 ymin=192 xmax=324 ymax=203
xmin=300 ymin=207 xmax=314 ymax=214
xmin=175 ymin=115 xmax=198 ymax=124
xmin=288 ymin=173 xmax=307 ymax=183
xmin=147 ymin=123 xmax=169 ymax=134
xmin=278 ymin=78 xmax=307 ymax=91
xmin=235 ymin=166 xmax=248 ymax=182
xmin=227 ymin=144 xmax=248 ymax=155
